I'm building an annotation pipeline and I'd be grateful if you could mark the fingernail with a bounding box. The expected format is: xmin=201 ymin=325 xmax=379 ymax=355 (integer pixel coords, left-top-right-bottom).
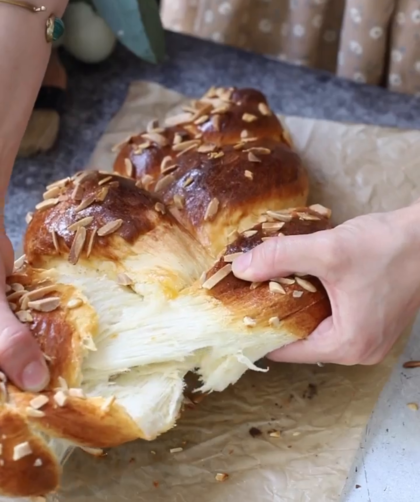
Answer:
xmin=21 ymin=359 xmax=50 ymax=392
xmin=232 ymin=251 xmax=252 ymax=273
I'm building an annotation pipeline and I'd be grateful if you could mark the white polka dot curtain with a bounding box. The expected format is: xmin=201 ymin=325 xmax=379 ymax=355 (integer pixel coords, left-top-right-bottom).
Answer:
xmin=161 ymin=0 xmax=420 ymax=96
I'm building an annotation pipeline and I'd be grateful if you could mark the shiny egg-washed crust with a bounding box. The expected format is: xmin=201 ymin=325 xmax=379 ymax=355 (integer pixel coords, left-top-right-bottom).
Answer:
xmin=2 ymin=87 xmax=335 ymax=499
xmin=24 ymin=171 xmax=173 ymax=267
xmin=1 ymin=266 xmax=145 ymax=498
xmin=199 ymin=207 xmax=332 ymax=337
xmin=113 ymin=87 xmax=305 ymax=256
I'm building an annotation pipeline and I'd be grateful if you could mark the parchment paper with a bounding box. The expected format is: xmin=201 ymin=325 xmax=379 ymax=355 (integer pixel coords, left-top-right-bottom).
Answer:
xmin=50 ymin=81 xmax=420 ymax=502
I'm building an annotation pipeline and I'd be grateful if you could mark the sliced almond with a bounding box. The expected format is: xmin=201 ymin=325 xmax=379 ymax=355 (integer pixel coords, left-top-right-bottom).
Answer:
xmin=160 ymin=155 xmax=174 ymax=173
xmin=143 ymin=132 xmax=168 ymax=147
xmin=269 ymin=430 xmax=281 ymax=438
xmin=86 ymin=228 xmax=97 ymax=258
xmin=258 ymin=102 xmax=272 ymax=116
xmin=183 ymin=176 xmax=194 ymax=187
xmin=81 ymin=447 xmax=104 ymax=457
xmin=47 ymin=177 xmax=71 ymax=190
xmin=269 ymin=316 xmax=281 ymax=328
xmin=13 ymin=442 xmax=32 ymax=461
xmin=233 ymin=142 xmax=245 ymax=150
xmin=293 ymin=290 xmax=304 ymax=298
xmin=172 ymin=139 xmax=200 ymax=152
xmin=248 ymin=152 xmax=261 ymax=163
xmin=211 ymin=114 xmax=221 ymax=131
xmin=68 ymin=388 xmax=86 ymax=399
xmin=133 ymin=141 xmax=151 ymax=154
xmin=173 ymin=132 xmax=183 ymax=145
xmin=53 ymin=390 xmax=67 ymax=407
xmin=263 ymin=222 xmax=285 ymax=231
xmin=309 ymin=204 xmax=332 ymax=218
xmin=25 ymin=212 xmax=33 ymax=224
xmin=242 ymin=113 xmax=258 ymax=123
xmin=295 ymin=277 xmax=317 ymax=293
xmin=223 ymin=252 xmax=243 ymax=262
xmin=204 ymin=198 xmax=219 ymax=221
xmin=250 ymin=282 xmax=262 ymax=290
xmin=11 ymin=283 xmax=24 ymax=292
xmin=269 ymin=282 xmax=286 ymax=294
xmin=266 ymin=210 xmax=293 ymax=222
xmin=296 ymin=212 xmax=321 ymax=221
xmin=67 ymin=298 xmax=83 ymax=310
xmin=202 ymin=264 xmax=232 ymax=290
xmin=97 ymin=219 xmax=123 ymax=237
xmin=6 ymin=291 xmax=25 ymax=303
xmin=68 ymin=226 xmax=87 ymax=265
xmin=13 ymin=254 xmax=26 ymax=271
xmin=124 ymin=158 xmax=133 ymax=177
xmin=243 ymin=316 xmax=257 ymax=327
xmin=248 ymin=147 xmax=271 ymax=155
xmin=73 ymin=171 xmax=97 ymax=184
xmin=35 ymin=198 xmax=59 ymax=212
xmin=154 ymin=202 xmax=166 ymax=214
xmin=67 ymin=217 xmax=94 ymax=232
xmin=194 ymin=115 xmax=209 ymax=125
xmin=117 ymin=273 xmax=133 ymax=286
xmin=34 ymin=459 xmax=43 ymax=467
xmin=197 ymin=144 xmax=216 ymax=153
xmin=141 ymin=174 xmax=155 ymax=190
xmin=96 ymin=186 xmax=109 ymax=202
xmin=26 ymin=407 xmax=45 ymax=418
xmin=28 ymin=297 xmax=60 ymax=313
xmin=75 ymin=194 xmax=96 ymax=213
xmin=244 ymin=170 xmax=253 ymax=180
xmin=30 ymin=395 xmax=49 ymax=410
xmin=23 ymin=285 xmax=57 ymax=302
xmin=98 ymin=176 xmax=113 ymax=186
xmin=243 ymin=230 xmax=258 ymax=238
xmin=51 ymin=230 xmax=59 ymax=252
xmin=277 ymin=277 xmax=295 ymax=285
xmin=170 ymin=447 xmax=183 ymax=454
xmin=16 ymin=310 xmax=33 ymax=323
xmin=155 ymin=174 xmax=175 ymax=192
xmin=173 ymin=193 xmax=185 ymax=209
xmin=164 ymin=112 xmax=193 ymax=127
xmin=215 ymin=473 xmax=229 ymax=482
xmin=71 ymin=183 xmax=84 ymax=202
xmin=43 ymin=186 xmax=61 ymax=200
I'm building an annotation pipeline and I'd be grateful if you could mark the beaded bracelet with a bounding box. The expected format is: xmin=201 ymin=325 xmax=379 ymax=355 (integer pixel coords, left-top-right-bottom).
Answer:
xmin=0 ymin=0 xmax=64 ymax=43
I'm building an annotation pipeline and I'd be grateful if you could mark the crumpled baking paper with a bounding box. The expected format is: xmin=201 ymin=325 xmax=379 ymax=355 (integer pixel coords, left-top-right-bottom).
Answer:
xmin=14 ymin=81 xmax=420 ymax=502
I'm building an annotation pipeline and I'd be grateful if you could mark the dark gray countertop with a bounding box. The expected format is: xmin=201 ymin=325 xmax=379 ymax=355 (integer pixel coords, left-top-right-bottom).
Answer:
xmin=6 ymin=30 xmax=420 ymax=249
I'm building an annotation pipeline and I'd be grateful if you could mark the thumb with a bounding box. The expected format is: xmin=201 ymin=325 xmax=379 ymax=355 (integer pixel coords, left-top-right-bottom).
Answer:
xmin=0 ymin=290 xmax=50 ymax=392
xmin=232 ymin=231 xmax=331 ymax=282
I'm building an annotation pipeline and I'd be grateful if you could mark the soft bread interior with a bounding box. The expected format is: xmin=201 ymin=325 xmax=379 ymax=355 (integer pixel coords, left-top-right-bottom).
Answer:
xmin=45 ymin=258 xmax=300 ymax=442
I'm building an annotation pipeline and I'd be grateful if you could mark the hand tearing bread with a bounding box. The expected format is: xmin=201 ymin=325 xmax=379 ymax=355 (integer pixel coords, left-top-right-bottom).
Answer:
xmin=1 ymin=87 xmax=332 ymax=499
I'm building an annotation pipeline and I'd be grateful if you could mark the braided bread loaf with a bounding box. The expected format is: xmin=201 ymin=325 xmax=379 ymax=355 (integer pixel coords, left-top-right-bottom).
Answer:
xmin=1 ymin=87 xmax=332 ymax=499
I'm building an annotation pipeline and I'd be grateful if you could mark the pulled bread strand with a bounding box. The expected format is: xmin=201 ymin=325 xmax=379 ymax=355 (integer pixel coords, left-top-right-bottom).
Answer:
xmin=0 ymin=86 xmax=332 ymax=499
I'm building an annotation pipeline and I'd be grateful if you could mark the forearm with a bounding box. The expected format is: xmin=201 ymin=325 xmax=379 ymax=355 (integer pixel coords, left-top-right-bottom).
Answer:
xmin=0 ymin=0 xmax=68 ymax=223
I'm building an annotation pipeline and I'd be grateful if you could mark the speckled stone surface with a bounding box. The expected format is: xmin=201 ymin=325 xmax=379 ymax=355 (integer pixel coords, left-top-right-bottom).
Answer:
xmin=6 ymin=31 xmax=420 ymax=249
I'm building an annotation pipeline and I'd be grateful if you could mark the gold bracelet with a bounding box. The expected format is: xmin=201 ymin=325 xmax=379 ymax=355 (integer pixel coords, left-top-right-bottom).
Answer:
xmin=0 ymin=0 xmax=65 ymax=43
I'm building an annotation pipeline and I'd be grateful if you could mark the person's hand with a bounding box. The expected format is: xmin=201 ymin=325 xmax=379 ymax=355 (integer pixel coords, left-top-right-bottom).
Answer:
xmin=0 ymin=233 xmax=50 ymax=391
xmin=232 ymin=206 xmax=420 ymax=365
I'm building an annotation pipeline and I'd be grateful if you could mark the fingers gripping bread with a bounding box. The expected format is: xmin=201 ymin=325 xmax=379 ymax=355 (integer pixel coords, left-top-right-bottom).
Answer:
xmin=1 ymin=87 xmax=333 ymax=498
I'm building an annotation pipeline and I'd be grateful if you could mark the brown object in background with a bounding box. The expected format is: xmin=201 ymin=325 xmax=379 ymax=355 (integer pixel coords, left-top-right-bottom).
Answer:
xmin=161 ymin=0 xmax=420 ymax=96
xmin=18 ymin=49 xmax=67 ymax=157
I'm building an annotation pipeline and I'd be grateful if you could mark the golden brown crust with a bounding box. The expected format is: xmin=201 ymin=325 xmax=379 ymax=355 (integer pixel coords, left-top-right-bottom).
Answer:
xmin=24 ymin=172 xmax=172 ymax=267
xmin=113 ymin=87 xmax=308 ymax=256
xmin=199 ymin=207 xmax=332 ymax=335
xmin=6 ymin=266 xmax=97 ymax=388
xmin=0 ymin=407 xmax=60 ymax=498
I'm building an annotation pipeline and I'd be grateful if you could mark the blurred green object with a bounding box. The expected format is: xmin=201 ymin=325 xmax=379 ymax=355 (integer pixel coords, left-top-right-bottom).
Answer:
xmin=76 ymin=0 xmax=166 ymax=64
